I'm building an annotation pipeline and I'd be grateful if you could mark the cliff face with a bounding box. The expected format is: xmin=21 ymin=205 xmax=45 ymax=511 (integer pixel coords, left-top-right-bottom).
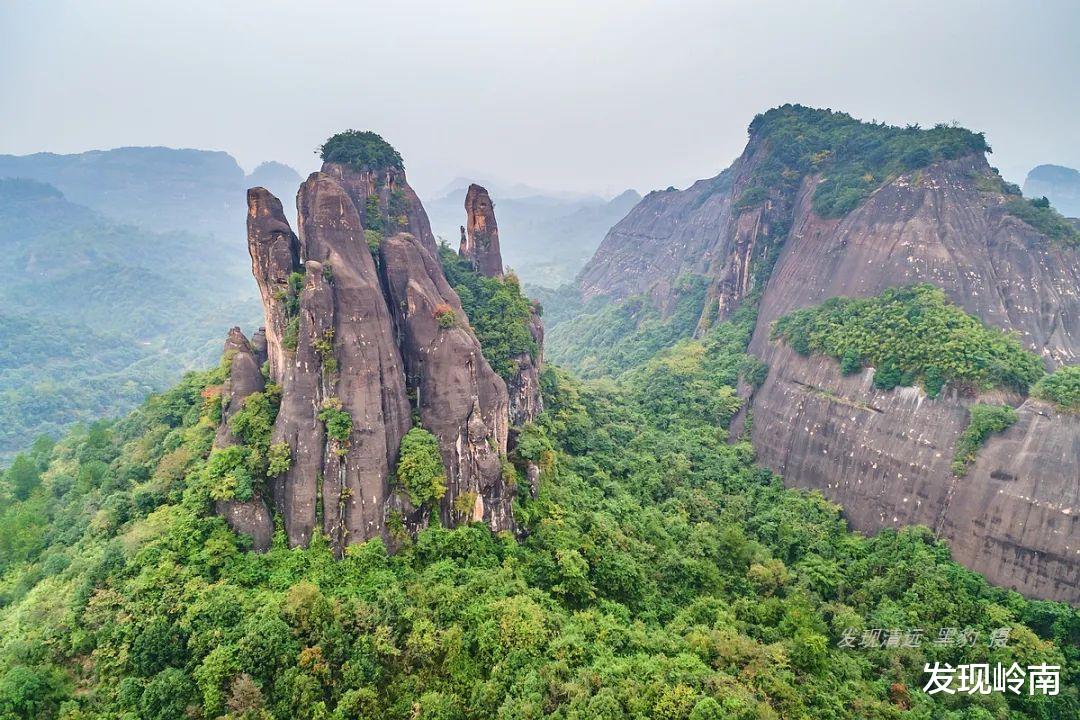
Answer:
xmin=455 ymin=184 xmax=544 ymax=426
xmin=749 ymin=155 xmax=1080 ymax=366
xmin=749 ymin=344 xmax=1078 ymax=602
xmin=322 ymin=161 xmax=438 ymax=256
xmin=381 ymin=232 xmax=513 ymax=531
xmin=213 ymin=327 xmax=273 ymax=552
xmin=220 ymin=144 xmax=539 ymax=554
xmin=741 ymin=156 xmax=1080 ymax=602
xmin=577 ymin=170 xmax=734 ymax=310
xmin=460 ymin=183 xmax=504 ymax=278
xmin=576 ymin=107 xmax=1080 ymax=601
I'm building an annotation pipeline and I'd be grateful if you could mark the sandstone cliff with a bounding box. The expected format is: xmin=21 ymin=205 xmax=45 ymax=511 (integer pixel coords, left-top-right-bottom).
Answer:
xmin=213 ymin=327 xmax=273 ymax=552
xmin=455 ymin=183 xmax=544 ymax=426
xmin=577 ymin=105 xmax=1080 ymax=601
xmin=216 ymin=136 xmax=540 ymax=554
xmin=460 ymin=184 xmax=504 ymax=278
xmin=381 ymin=232 xmax=513 ymax=531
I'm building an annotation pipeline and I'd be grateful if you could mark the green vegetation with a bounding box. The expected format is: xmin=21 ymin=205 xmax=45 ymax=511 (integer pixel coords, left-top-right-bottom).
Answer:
xmin=395 ymin=427 xmax=447 ymax=507
xmin=547 ymin=275 xmax=710 ymax=378
xmin=742 ymin=104 xmax=991 ymax=217
xmin=1032 ymin=365 xmax=1080 ymax=411
xmin=364 ymin=229 xmax=382 ymax=255
xmin=0 ymin=179 xmax=263 ymax=459
xmin=278 ymin=271 xmax=306 ymax=353
xmin=951 ymin=404 xmax=1019 ymax=477
xmin=439 ymin=244 xmax=538 ymax=380
xmin=1004 ymin=196 xmax=1080 ymax=246
xmin=317 ymin=399 xmax=352 ymax=446
xmin=0 ymin=311 xmax=1076 ymax=719
xmin=772 ymin=284 xmax=1045 ymax=395
xmin=364 ymin=195 xmax=382 ymax=232
xmin=433 ymin=304 xmax=457 ymax=329
xmin=318 ymin=130 xmax=404 ymax=171
xmin=267 ymin=442 xmax=291 ymax=477
xmin=203 ymin=387 xmax=282 ymax=502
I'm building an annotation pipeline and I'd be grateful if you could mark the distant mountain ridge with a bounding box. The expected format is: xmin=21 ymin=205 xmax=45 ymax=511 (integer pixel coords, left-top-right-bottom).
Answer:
xmin=1024 ymin=163 xmax=1080 ymax=217
xmin=0 ymin=146 xmax=299 ymax=236
xmin=0 ymin=176 xmax=262 ymax=457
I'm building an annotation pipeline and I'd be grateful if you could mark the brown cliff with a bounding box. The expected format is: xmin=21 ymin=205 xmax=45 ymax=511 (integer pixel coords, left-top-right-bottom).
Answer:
xmin=460 ymin=184 xmax=504 ymax=278
xmin=455 ymin=182 xmax=544 ymax=425
xmin=296 ymin=172 xmax=413 ymax=551
xmin=380 ymin=232 xmax=513 ymax=532
xmin=575 ymin=106 xmax=1080 ymax=601
xmin=213 ymin=327 xmax=273 ymax=552
xmin=748 ymin=344 xmax=1078 ymax=602
xmin=217 ymin=134 xmax=527 ymax=553
xmin=322 ymin=161 xmax=438 ymax=256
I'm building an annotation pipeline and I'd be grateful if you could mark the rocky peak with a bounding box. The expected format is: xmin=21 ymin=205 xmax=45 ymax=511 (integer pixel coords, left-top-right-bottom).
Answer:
xmin=246 ymin=187 xmax=300 ymax=383
xmin=318 ymin=130 xmax=438 ymax=255
xmin=459 ymin=183 xmax=504 ymax=277
xmin=218 ymin=133 xmax=530 ymax=555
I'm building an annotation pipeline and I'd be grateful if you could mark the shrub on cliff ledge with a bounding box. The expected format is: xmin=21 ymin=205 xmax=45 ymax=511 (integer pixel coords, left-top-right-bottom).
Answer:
xmin=772 ymin=284 xmax=1045 ymax=395
xmin=1032 ymin=365 xmax=1080 ymax=411
xmin=319 ymin=130 xmax=404 ymax=171
xmin=396 ymin=427 xmax=446 ymax=507
xmin=951 ymin=403 xmax=1018 ymax=476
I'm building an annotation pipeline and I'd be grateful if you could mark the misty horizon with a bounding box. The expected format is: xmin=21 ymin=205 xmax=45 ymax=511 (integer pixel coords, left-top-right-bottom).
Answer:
xmin=3 ymin=1 xmax=1079 ymax=198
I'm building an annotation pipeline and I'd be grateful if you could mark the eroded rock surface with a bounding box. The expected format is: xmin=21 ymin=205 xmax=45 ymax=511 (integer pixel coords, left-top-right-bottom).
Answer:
xmin=213 ymin=327 xmax=273 ymax=552
xmin=322 ymin=161 xmax=438 ymax=256
xmin=749 ymin=344 xmax=1079 ymax=602
xmin=381 ymin=232 xmax=513 ymax=532
xmin=296 ymin=172 xmax=412 ymax=551
xmin=219 ymin=149 xmax=528 ymax=554
xmin=576 ymin=116 xmax=1080 ymax=601
xmin=460 ymin=184 xmax=504 ymax=278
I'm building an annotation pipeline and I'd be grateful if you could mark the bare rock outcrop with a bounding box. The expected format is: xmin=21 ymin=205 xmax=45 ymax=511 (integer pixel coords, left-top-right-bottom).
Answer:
xmin=212 ymin=327 xmax=273 ymax=552
xmin=296 ymin=172 xmax=412 ymax=551
xmin=322 ymin=161 xmax=438 ymax=256
xmin=460 ymin=184 xmax=504 ymax=278
xmin=220 ymin=138 xmax=528 ymax=554
xmin=456 ymin=182 xmax=544 ymax=425
xmin=508 ymin=306 xmax=544 ymax=426
xmin=748 ymin=344 xmax=1079 ymax=602
xmin=574 ymin=107 xmax=1080 ymax=601
xmin=246 ymin=187 xmax=301 ymax=383
xmin=380 ymin=232 xmax=514 ymax=532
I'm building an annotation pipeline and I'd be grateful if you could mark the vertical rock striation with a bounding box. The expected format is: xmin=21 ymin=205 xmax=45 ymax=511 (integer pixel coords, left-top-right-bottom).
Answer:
xmin=456 ymin=183 xmax=545 ymax=426
xmin=217 ymin=137 xmax=535 ymax=555
xmin=573 ymin=106 xmax=1080 ymax=601
xmin=460 ymin=184 xmax=504 ymax=278
xmin=295 ymin=172 xmax=412 ymax=551
xmin=212 ymin=327 xmax=273 ymax=551
xmin=322 ymin=161 xmax=438 ymax=256
xmin=381 ymin=232 xmax=513 ymax=532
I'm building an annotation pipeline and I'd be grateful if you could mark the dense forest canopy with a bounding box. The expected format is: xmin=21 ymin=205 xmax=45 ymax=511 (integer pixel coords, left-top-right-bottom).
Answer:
xmin=1 ymin=257 xmax=1076 ymax=720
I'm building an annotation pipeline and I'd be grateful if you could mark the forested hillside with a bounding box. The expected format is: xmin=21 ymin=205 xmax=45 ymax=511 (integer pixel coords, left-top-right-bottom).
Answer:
xmin=0 ymin=178 xmax=260 ymax=458
xmin=0 ymin=254 xmax=1075 ymax=720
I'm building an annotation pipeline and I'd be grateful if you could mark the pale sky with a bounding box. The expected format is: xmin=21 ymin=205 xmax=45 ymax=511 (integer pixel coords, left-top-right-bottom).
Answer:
xmin=1 ymin=0 xmax=1078 ymax=197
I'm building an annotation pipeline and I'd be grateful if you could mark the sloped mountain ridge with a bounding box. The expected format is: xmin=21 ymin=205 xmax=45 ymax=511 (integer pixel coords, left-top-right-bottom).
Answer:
xmin=217 ymin=139 xmax=542 ymax=556
xmin=577 ymin=105 xmax=1080 ymax=602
